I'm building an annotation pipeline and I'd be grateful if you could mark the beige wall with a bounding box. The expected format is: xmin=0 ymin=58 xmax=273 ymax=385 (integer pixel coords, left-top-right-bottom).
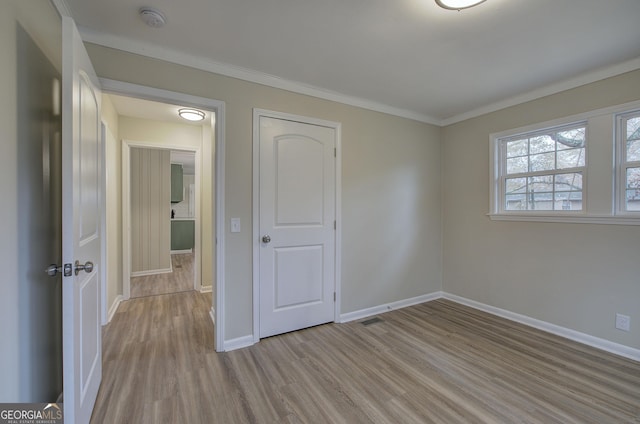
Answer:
xmin=85 ymin=44 xmax=443 ymax=341
xmin=130 ymin=148 xmax=172 ymax=273
xmin=102 ymin=95 xmax=122 ymax=312
xmin=442 ymin=70 xmax=640 ymax=350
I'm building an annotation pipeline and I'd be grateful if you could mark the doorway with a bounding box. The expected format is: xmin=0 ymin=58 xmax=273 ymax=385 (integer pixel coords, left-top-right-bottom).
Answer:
xmin=100 ymin=79 xmax=226 ymax=351
xmin=125 ymin=147 xmax=198 ymax=298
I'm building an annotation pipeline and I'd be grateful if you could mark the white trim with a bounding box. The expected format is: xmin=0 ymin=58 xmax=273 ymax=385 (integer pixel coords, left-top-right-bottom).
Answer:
xmin=171 ymin=249 xmax=193 ymax=255
xmin=130 ymin=267 xmax=172 ymax=277
xmin=200 ymin=285 xmax=212 ymax=294
xmin=339 ymin=292 xmax=443 ymax=323
xmin=102 ymin=79 xmax=226 ymax=352
xmin=442 ymin=293 xmax=640 ymax=362
xmin=100 ymin=122 xmax=108 ymax=326
xmin=488 ymin=213 xmax=640 ymax=225
xmin=252 ymin=109 xmax=342 ymax=343
xmin=79 ymin=28 xmax=438 ymax=125
xmin=223 ymin=335 xmax=255 ymax=352
xmin=106 ymin=295 xmax=123 ymax=324
xmin=442 ymin=57 xmax=640 ymax=126
xmin=51 ymin=0 xmax=72 ymax=18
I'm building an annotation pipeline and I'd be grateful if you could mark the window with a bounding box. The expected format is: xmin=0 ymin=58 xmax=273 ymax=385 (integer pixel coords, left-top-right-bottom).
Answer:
xmin=617 ymin=110 xmax=640 ymax=213
xmin=490 ymin=100 xmax=640 ymax=224
xmin=498 ymin=123 xmax=586 ymax=213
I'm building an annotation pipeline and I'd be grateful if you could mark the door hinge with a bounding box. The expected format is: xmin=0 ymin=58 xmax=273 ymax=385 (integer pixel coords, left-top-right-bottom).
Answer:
xmin=334 ymin=148 xmax=336 ymax=158
xmin=334 ymin=220 xmax=336 ymax=230
xmin=334 ymin=292 xmax=336 ymax=302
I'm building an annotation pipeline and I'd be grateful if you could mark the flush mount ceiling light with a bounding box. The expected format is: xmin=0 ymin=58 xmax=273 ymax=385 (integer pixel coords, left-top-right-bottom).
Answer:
xmin=139 ymin=7 xmax=166 ymax=28
xmin=435 ymin=0 xmax=486 ymax=10
xmin=178 ymin=108 xmax=205 ymax=121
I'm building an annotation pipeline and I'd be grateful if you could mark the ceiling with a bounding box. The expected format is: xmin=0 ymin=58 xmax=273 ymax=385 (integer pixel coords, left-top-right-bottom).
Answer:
xmin=108 ymin=93 xmax=212 ymax=126
xmin=65 ymin=0 xmax=640 ymax=125
xmin=108 ymin=94 xmax=200 ymax=174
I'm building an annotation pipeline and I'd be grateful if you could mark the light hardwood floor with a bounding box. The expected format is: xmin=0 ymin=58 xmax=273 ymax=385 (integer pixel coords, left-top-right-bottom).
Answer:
xmin=91 ymin=293 xmax=640 ymax=423
xmin=130 ymin=253 xmax=193 ymax=298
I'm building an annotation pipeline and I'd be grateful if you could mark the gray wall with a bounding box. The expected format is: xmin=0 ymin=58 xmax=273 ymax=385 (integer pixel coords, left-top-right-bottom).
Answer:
xmin=85 ymin=44 xmax=443 ymax=341
xmin=442 ymin=69 xmax=640 ymax=350
xmin=0 ymin=1 xmax=63 ymax=402
xmin=130 ymin=148 xmax=171 ymax=273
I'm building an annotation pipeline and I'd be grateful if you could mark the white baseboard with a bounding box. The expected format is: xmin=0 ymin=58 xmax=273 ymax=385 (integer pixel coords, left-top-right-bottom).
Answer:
xmin=223 ymin=335 xmax=255 ymax=352
xmin=131 ymin=267 xmax=172 ymax=277
xmin=442 ymin=292 xmax=640 ymax=362
xmin=209 ymin=307 xmax=215 ymax=325
xmin=107 ymin=295 xmax=123 ymax=324
xmin=171 ymin=249 xmax=192 ymax=255
xmin=339 ymin=291 xmax=443 ymax=323
xmin=200 ymin=285 xmax=212 ymax=293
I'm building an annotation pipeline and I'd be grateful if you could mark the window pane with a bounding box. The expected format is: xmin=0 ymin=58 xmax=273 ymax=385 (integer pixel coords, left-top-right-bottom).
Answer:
xmin=625 ymin=167 xmax=640 ymax=211
xmin=506 ymin=139 xmax=527 ymax=158
xmin=557 ymin=148 xmax=585 ymax=169
xmin=626 ymin=167 xmax=640 ymax=189
xmin=505 ymin=194 xmax=526 ymax=210
xmin=528 ymin=175 xmax=553 ymax=192
xmin=529 ymin=135 xmax=555 ymax=154
xmin=530 ymin=152 xmax=555 ymax=172
xmin=505 ymin=177 xmax=526 ymax=194
xmin=555 ymin=127 xmax=585 ymax=150
xmin=626 ymin=190 xmax=640 ymax=211
xmin=555 ymin=173 xmax=582 ymax=192
xmin=506 ymin=157 xmax=528 ymax=174
xmin=627 ymin=116 xmax=640 ymax=141
xmin=530 ymin=192 xmax=553 ymax=211
xmin=555 ymin=192 xmax=581 ymax=211
xmin=627 ymin=139 xmax=640 ymax=162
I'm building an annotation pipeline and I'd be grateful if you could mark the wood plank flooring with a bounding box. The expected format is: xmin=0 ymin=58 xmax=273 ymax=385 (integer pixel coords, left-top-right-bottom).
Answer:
xmin=130 ymin=253 xmax=193 ymax=298
xmin=91 ymin=294 xmax=640 ymax=423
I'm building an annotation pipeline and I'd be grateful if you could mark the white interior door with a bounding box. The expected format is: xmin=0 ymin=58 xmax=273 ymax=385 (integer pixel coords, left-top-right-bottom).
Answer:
xmin=258 ymin=115 xmax=336 ymax=338
xmin=62 ymin=16 xmax=102 ymax=424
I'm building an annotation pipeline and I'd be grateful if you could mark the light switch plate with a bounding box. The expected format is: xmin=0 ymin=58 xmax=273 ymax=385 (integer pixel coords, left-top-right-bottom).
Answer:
xmin=231 ymin=218 xmax=241 ymax=233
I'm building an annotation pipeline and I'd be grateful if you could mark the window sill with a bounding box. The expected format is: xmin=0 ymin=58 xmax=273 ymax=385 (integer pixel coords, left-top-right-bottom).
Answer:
xmin=488 ymin=213 xmax=640 ymax=225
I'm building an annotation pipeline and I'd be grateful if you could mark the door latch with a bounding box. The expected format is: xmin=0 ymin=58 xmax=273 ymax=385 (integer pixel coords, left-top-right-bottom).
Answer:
xmin=46 ymin=263 xmax=73 ymax=277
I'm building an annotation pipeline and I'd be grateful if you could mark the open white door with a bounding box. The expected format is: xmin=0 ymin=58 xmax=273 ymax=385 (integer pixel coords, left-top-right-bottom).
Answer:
xmin=62 ymin=16 xmax=102 ymax=424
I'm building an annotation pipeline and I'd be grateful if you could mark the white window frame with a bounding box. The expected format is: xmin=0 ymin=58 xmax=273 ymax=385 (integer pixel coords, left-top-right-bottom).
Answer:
xmin=489 ymin=100 xmax=640 ymax=225
xmin=615 ymin=109 xmax=640 ymax=216
xmin=495 ymin=122 xmax=587 ymax=215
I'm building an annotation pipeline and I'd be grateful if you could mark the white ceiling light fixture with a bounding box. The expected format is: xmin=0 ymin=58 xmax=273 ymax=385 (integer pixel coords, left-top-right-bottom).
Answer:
xmin=435 ymin=0 xmax=486 ymax=10
xmin=139 ymin=7 xmax=166 ymax=28
xmin=178 ymin=108 xmax=205 ymax=122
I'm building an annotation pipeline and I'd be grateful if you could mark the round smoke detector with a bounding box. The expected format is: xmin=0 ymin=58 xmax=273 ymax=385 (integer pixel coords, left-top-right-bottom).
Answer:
xmin=139 ymin=7 xmax=166 ymax=28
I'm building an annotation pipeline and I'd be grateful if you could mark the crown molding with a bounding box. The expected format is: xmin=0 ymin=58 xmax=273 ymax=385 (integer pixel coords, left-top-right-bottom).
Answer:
xmin=78 ymin=26 xmax=441 ymax=126
xmin=76 ymin=26 xmax=640 ymax=128
xmin=440 ymin=57 xmax=640 ymax=126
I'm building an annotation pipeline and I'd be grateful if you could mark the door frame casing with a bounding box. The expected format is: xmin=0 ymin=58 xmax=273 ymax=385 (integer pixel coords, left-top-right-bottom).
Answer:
xmin=100 ymin=78 xmax=226 ymax=352
xmin=252 ymin=109 xmax=342 ymax=343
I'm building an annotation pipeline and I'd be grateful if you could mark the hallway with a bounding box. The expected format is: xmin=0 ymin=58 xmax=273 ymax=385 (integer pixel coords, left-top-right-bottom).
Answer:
xmin=130 ymin=253 xmax=194 ymax=298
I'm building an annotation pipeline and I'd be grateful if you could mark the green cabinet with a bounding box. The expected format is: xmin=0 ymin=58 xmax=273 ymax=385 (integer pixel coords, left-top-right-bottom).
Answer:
xmin=171 ymin=163 xmax=183 ymax=203
xmin=171 ymin=220 xmax=195 ymax=251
